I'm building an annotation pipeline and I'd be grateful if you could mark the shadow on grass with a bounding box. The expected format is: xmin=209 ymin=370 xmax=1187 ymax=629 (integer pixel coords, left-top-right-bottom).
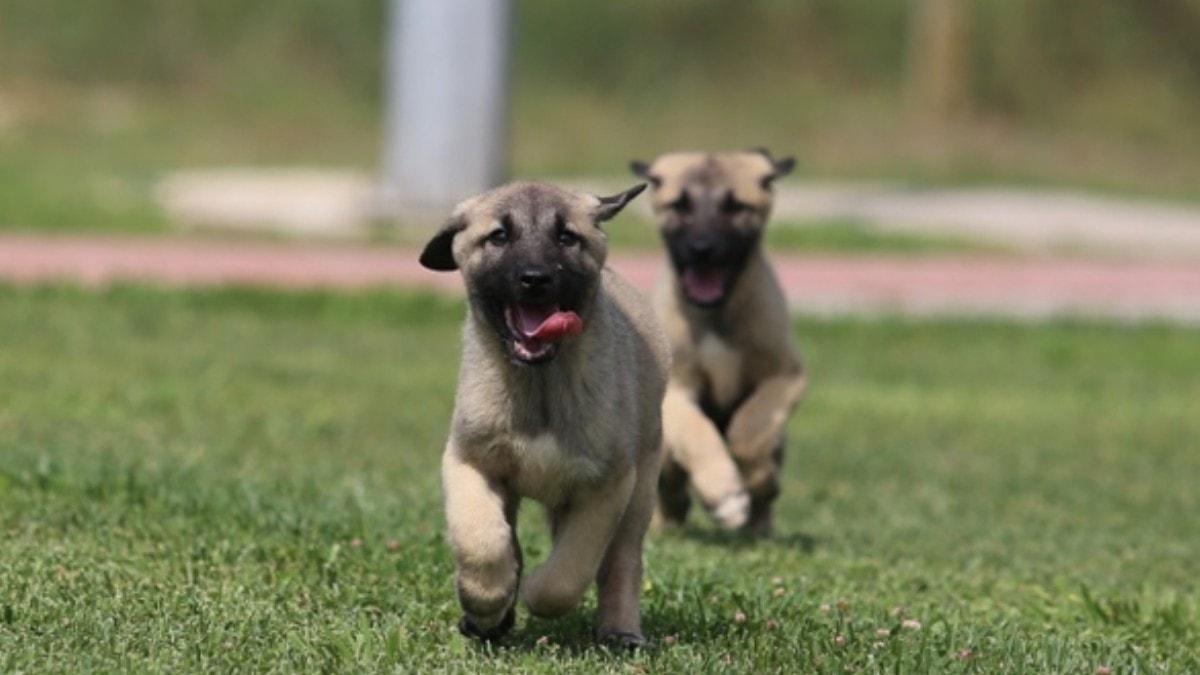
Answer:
xmin=457 ymin=599 xmax=737 ymax=661
xmin=669 ymin=524 xmax=819 ymax=554
xmin=451 ymin=528 xmax=817 ymax=661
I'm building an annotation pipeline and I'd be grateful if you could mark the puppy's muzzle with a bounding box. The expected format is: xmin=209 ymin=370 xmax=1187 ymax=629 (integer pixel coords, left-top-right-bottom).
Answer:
xmin=502 ymin=265 xmax=583 ymax=365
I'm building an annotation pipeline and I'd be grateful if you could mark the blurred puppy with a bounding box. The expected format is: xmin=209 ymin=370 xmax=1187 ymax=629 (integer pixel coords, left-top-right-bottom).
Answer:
xmin=630 ymin=149 xmax=807 ymax=536
xmin=419 ymin=181 xmax=669 ymax=646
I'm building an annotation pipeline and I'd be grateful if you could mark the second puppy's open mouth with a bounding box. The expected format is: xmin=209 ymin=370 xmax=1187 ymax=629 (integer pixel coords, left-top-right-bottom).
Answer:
xmin=504 ymin=304 xmax=583 ymax=364
xmin=680 ymin=266 xmax=730 ymax=306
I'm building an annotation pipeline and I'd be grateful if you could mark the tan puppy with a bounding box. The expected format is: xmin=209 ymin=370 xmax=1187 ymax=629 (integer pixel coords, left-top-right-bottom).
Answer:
xmin=630 ymin=149 xmax=807 ymax=536
xmin=419 ymin=182 xmax=669 ymax=647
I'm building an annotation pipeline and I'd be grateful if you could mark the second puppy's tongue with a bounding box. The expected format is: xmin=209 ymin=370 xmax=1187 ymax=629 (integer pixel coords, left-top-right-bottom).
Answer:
xmin=514 ymin=305 xmax=583 ymax=342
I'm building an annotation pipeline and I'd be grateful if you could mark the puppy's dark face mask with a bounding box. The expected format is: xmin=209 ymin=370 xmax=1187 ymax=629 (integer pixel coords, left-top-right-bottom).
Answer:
xmin=420 ymin=182 xmax=645 ymax=366
xmin=658 ymin=188 xmax=764 ymax=308
xmin=632 ymin=150 xmax=794 ymax=308
xmin=467 ymin=210 xmax=596 ymax=365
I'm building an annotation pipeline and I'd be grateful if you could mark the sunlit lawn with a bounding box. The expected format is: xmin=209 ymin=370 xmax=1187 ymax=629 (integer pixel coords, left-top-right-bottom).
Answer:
xmin=0 ymin=286 xmax=1197 ymax=672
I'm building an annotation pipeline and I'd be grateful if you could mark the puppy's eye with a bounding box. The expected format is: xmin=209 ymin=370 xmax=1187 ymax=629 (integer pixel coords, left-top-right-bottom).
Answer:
xmin=557 ymin=229 xmax=581 ymax=247
xmin=487 ymin=228 xmax=509 ymax=246
xmin=721 ymin=193 xmax=752 ymax=214
xmin=668 ymin=192 xmax=692 ymax=214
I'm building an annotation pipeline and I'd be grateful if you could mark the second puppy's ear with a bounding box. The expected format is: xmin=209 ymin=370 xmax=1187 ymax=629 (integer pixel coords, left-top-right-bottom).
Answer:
xmin=595 ymin=183 xmax=647 ymax=223
xmin=629 ymin=160 xmax=661 ymax=187
xmin=418 ymin=215 xmax=467 ymax=271
xmin=755 ymin=148 xmax=796 ymax=188
xmin=770 ymin=156 xmax=796 ymax=178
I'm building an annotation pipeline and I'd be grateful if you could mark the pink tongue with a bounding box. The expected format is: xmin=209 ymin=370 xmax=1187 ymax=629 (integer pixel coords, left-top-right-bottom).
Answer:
xmin=531 ymin=312 xmax=583 ymax=341
xmin=682 ymin=268 xmax=727 ymax=303
xmin=515 ymin=306 xmax=583 ymax=342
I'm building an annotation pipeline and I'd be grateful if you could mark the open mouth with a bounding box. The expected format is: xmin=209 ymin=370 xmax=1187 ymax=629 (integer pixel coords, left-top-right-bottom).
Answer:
xmin=680 ymin=267 xmax=730 ymax=306
xmin=503 ymin=303 xmax=584 ymax=364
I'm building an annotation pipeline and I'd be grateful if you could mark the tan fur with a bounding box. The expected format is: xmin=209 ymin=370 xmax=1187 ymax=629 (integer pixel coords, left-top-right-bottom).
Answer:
xmin=424 ymin=182 xmax=669 ymax=645
xmin=636 ymin=150 xmax=807 ymax=536
xmin=647 ymin=151 xmax=778 ymax=215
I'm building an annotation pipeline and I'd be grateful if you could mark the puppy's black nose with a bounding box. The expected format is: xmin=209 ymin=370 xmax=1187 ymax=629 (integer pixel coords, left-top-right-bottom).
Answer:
xmin=688 ymin=238 xmax=716 ymax=261
xmin=519 ymin=269 xmax=553 ymax=290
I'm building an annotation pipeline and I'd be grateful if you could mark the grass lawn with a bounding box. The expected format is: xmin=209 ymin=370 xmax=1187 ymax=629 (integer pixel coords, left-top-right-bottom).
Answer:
xmin=0 ymin=88 xmax=991 ymax=256
xmin=1 ymin=286 xmax=1197 ymax=672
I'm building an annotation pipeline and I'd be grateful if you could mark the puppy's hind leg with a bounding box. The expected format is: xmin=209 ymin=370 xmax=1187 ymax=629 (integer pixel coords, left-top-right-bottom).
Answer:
xmin=443 ymin=445 xmax=521 ymax=641
xmin=742 ymin=441 xmax=784 ymax=537
xmin=653 ymin=455 xmax=691 ymax=530
xmin=521 ymin=471 xmax=634 ymax=620
xmin=596 ymin=448 xmax=661 ymax=647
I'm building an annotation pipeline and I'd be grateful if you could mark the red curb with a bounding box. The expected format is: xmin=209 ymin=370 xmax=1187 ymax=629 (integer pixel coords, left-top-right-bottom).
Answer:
xmin=2 ymin=234 xmax=1198 ymax=322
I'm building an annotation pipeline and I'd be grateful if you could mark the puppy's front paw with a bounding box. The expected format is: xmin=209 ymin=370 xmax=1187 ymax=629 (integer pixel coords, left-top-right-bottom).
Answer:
xmin=709 ymin=490 xmax=750 ymax=530
xmin=458 ymin=606 xmax=515 ymax=642
xmin=597 ymin=628 xmax=648 ymax=650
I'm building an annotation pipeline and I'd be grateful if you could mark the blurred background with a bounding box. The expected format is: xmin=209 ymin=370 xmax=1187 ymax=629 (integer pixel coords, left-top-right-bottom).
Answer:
xmin=5 ymin=0 xmax=1200 ymax=239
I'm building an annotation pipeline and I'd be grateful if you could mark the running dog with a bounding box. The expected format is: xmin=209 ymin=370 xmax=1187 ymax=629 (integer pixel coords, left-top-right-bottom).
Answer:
xmin=631 ymin=149 xmax=807 ymax=536
xmin=420 ymin=181 xmax=670 ymax=646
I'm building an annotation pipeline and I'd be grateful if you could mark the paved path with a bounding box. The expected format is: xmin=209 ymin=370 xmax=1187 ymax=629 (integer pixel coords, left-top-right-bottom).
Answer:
xmin=776 ymin=184 xmax=1200 ymax=259
xmin=566 ymin=179 xmax=1200 ymax=259
xmin=4 ymin=234 xmax=1199 ymax=324
xmin=160 ymin=170 xmax=1200 ymax=258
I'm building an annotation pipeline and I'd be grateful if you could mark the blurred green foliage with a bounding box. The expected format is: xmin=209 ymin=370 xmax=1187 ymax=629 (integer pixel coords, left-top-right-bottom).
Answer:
xmin=3 ymin=0 xmax=1200 ymax=232
xmin=6 ymin=0 xmax=1197 ymax=130
xmin=0 ymin=0 xmax=385 ymax=96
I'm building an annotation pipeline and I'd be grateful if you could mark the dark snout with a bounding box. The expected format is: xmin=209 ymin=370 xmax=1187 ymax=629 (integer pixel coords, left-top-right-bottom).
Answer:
xmin=513 ymin=265 xmax=559 ymax=303
xmin=684 ymin=234 xmax=722 ymax=265
xmin=665 ymin=224 xmax=761 ymax=308
xmin=669 ymin=229 xmax=734 ymax=269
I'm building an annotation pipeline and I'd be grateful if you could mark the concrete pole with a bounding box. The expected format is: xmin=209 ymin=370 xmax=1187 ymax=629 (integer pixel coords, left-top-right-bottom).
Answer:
xmin=380 ymin=0 xmax=511 ymax=217
xmin=907 ymin=0 xmax=969 ymax=126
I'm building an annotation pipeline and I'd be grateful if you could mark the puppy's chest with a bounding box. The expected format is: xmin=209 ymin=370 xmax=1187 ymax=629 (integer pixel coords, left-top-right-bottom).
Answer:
xmin=504 ymin=430 xmax=609 ymax=503
xmin=462 ymin=385 xmax=622 ymax=504
xmin=694 ymin=332 xmax=748 ymax=411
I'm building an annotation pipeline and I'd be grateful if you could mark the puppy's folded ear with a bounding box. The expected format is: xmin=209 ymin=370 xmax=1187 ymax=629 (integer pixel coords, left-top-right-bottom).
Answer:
xmin=419 ymin=216 xmax=467 ymax=271
xmin=595 ymin=183 xmax=647 ymax=223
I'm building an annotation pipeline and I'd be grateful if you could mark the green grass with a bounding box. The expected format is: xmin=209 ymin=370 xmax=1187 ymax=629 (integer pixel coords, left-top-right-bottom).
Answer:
xmin=0 ymin=134 xmax=167 ymax=235
xmin=0 ymin=83 xmax=378 ymax=234
xmin=1 ymin=285 xmax=1198 ymax=672
xmin=763 ymin=219 xmax=997 ymax=255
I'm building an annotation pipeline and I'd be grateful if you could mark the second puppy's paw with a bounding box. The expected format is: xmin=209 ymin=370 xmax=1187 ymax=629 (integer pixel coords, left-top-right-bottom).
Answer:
xmin=709 ymin=490 xmax=750 ymax=530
